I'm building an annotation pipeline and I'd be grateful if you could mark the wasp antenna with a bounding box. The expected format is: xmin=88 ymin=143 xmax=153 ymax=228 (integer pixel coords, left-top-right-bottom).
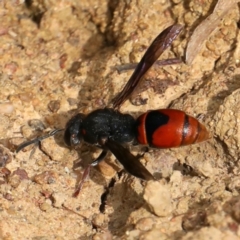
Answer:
xmin=16 ymin=128 xmax=64 ymax=153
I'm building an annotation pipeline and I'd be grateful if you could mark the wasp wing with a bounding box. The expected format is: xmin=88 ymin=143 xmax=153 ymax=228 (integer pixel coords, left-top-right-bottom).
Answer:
xmin=105 ymin=139 xmax=154 ymax=181
xmin=112 ymin=24 xmax=183 ymax=108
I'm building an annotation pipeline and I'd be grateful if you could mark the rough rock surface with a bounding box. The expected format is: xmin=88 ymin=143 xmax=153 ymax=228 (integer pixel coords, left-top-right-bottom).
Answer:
xmin=0 ymin=0 xmax=240 ymax=239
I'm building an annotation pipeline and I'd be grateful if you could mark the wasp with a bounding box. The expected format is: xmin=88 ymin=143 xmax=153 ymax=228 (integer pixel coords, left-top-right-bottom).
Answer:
xmin=17 ymin=24 xmax=210 ymax=196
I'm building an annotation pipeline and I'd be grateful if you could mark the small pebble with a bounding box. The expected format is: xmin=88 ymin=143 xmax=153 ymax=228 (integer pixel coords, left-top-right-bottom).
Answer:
xmin=0 ymin=103 xmax=14 ymax=114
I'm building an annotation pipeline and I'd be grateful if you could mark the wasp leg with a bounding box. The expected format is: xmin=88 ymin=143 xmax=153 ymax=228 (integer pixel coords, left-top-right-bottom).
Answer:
xmin=73 ymin=149 xmax=108 ymax=197
xmin=115 ymin=58 xmax=181 ymax=74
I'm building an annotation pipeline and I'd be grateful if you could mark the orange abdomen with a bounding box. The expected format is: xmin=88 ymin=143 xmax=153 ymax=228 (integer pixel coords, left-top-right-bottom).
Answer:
xmin=136 ymin=109 xmax=209 ymax=148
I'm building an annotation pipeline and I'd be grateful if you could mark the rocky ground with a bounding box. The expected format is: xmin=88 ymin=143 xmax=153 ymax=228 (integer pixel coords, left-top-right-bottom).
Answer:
xmin=0 ymin=0 xmax=240 ymax=239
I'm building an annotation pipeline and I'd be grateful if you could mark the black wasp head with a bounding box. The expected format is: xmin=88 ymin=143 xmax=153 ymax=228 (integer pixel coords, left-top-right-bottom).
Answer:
xmin=64 ymin=113 xmax=84 ymax=147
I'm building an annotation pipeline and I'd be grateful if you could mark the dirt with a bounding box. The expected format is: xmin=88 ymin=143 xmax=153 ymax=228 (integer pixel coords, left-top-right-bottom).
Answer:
xmin=0 ymin=0 xmax=240 ymax=239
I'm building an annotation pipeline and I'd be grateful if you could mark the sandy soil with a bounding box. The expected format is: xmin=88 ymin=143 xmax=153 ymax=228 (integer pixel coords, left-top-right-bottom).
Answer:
xmin=0 ymin=0 xmax=240 ymax=239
